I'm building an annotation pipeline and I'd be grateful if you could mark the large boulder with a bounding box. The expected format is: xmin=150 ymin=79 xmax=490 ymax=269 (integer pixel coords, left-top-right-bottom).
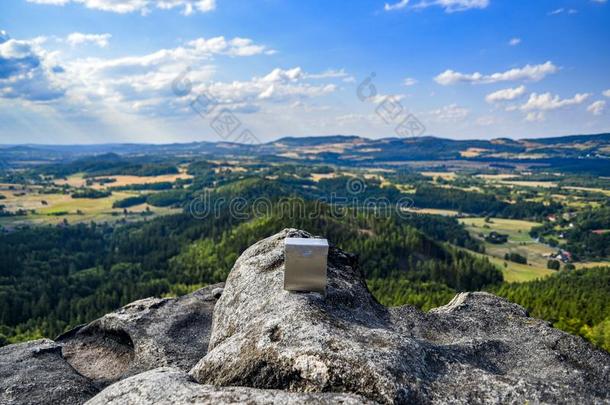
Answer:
xmin=0 ymin=339 xmax=98 ymax=405
xmin=57 ymin=283 xmax=224 ymax=386
xmin=86 ymin=367 xmax=374 ymax=404
xmin=190 ymin=229 xmax=610 ymax=404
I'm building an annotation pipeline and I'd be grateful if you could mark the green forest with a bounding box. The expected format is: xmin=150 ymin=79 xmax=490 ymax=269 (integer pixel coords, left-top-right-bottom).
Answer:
xmin=1 ymin=159 xmax=609 ymax=353
xmin=1 ymin=199 xmax=609 ymax=352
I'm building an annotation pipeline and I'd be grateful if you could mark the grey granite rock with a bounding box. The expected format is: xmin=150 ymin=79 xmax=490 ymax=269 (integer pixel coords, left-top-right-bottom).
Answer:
xmin=0 ymin=339 xmax=98 ymax=405
xmin=86 ymin=367 xmax=375 ymax=404
xmin=190 ymin=228 xmax=610 ymax=404
xmin=57 ymin=282 xmax=224 ymax=386
xmin=3 ymin=229 xmax=610 ymax=405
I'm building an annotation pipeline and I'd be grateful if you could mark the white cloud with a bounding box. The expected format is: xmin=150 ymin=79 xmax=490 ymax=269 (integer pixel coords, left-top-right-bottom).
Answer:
xmin=384 ymin=0 xmax=488 ymax=12
xmin=384 ymin=0 xmax=409 ymax=11
xmin=26 ymin=0 xmax=216 ymax=15
xmin=304 ymin=69 xmax=353 ymax=81
xmin=67 ymin=33 xmax=112 ymax=48
xmin=520 ymin=92 xmax=590 ymax=111
xmin=0 ymin=32 xmax=279 ymax=111
xmin=525 ymin=111 xmax=545 ymax=122
xmin=435 ymin=61 xmax=558 ymax=85
xmin=26 ymin=0 xmax=70 ymax=3
xmin=427 ymin=103 xmax=469 ymax=122
xmin=603 ymin=89 xmax=610 ymax=98
xmin=587 ymin=100 xmax=606 ymax=115
xmin=0 ymin=33 xmax=65 ymax=101
xmin=476 ymin=115 xmax=498 ymax=126
xmin=485 ymin=85 xmax=526 ymax=103
xmin=368 ymin=93 xmax=405 ymax=104
xmin=336 ymin=113 xmax=383 ymax=125
xmin=508 ymin=38 xmax=521 ymax=46
xmin=549 ymin=8 xmax=578 ymax=15
xmin=591 ymin=0 xmax=607 ymax=4
xmin=188 ymin=37 xmax=275 ymax=56
xmin=403 ymin=77 xmax=417 ymax=86
xmin=414 ymin=0 xmax=489 ymax=12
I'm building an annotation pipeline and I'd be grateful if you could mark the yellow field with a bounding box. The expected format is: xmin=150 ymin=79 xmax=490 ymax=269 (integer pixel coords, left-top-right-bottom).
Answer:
xmin=407 ymin=207 xmax=460 ymax=216
xmin=500 ymin=180 xmax=558 ymax=188
xmin=459 ymin=217 xmax=558 ymax=281
xmin=563 ymin=186 xmax=610 ymax=196
xmin=420 ymin=171 xmax=456 ymax=180
xmin=575 ymin=260 xmax=610 ymax=270
xmin=0 ymin=188 xmax=180 ymax=227
xmin=485 ymin=254 xmax=555 ymax=282
xmin=53 ymin=171 xmax=192 ymax=189
xmin=311 ymin=173 xmax=337 ymax=181
xmin=459 ymin=148 xmax=489 ymax=158
xmin=476 ymin=174 xmax=515 ymax=180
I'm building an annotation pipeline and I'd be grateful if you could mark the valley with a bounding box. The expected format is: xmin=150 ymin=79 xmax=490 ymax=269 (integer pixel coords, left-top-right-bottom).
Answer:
xmin=1 ymin=133 xmax=609 ymax=353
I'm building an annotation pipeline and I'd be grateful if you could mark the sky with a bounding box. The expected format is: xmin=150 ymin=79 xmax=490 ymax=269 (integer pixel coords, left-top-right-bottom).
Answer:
xmin=1 ymin=0 xmax=609 ymax=144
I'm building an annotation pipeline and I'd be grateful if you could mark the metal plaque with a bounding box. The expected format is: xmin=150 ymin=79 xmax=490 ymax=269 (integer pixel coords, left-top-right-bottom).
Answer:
xmin=284 ymin=237 xmax=328 ymax=295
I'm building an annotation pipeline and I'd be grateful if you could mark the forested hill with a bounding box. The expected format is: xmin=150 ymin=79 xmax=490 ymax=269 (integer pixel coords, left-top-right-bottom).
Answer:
xmin=2 ymin=132 xmax=609 ymax=175
xmin=494 ymin=267 xmax=610 ymax=352
xmin=0 ymin=203 xmax=500 ymax=346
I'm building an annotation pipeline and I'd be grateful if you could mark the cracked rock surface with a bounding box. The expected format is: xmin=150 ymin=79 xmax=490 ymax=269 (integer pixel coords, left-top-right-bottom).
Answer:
xmin=0 ymin=339 xmax=98 ymax=405
xmin=2 ymin=229 xmax=609 ymax=404
xmin=57 ymin=282 xmax=224 ymax=386
xmin=190 ymin=229 xmax=610 ymax=404
xmin=85 ymin=367 xmax=374 ymax=405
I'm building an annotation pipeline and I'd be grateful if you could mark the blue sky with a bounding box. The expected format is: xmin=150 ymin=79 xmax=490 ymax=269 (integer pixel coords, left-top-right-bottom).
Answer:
xmin=1 ymin=0 xmax=609 ymax=144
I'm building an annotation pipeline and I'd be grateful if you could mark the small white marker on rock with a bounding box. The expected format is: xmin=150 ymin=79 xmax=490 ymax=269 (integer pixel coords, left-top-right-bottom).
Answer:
xmin=284 ymin=237 xmax=328 ymax=296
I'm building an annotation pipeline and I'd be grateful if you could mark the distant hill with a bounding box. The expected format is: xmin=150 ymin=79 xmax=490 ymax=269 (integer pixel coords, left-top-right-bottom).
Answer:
xmin=1 ymin=132 xmax=609 ymax=174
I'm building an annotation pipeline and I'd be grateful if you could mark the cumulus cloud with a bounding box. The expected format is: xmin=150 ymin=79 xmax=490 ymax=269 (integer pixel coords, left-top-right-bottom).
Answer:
xmin=67 ymin=33 xmax=112 ymax=48
xmin=525 ymin=111 xmax=545 ymax=122
xmin=403 ymin=77 xmax=417 ymax=86
xmin=26 ymin=0 xmax=216 ymax=15
xmin=508 ymin=38 xmax=521 ymax=46
xmin=368 ymin=93 xmax=405 ymax=104
xmin=384 ymin=0 xmax=409 ymax=11
xmin=587 ymin=100 xmax=606 ymax=115
xmin=2 ymin=30 xmax=343 ymax=126
xmin=427 ymin=103 xmax=469 ymax=122
xmin=414 ymin=0 xmax=489 ymax=12
xmin=59 ymin=36 xmax=281 ymax=115
xmin=210 ymin=67 xmax=338 ymax=104
xmin=0 ymin=32 xmax=65 ymax=101
xmin=1 ymin=31 xmax=283 ymax=113
xmin=485 ymin=85 xmax=526 ymax=103
xmin=304 ymin=69 xmax=353 ymax=81
xmin=187 ymin=37 xmax=275 ymax=56
xmin=435 ymin=61 xmax=558 ymax=85
xmin=603 ymin=89 xmax=610 ymax=98
xmin=520 ymin=92 xmax=590 ymax=111
xmin=384 ymin=0 xmax=488 ymax=12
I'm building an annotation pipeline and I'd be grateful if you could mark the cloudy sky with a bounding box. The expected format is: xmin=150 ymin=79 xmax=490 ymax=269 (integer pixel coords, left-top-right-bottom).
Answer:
xmin=1 ymin=0 xmax=609 ymax=144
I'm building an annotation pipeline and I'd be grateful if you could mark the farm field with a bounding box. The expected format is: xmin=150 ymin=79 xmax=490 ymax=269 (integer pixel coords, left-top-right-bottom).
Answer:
xmin=53 ymin=171 xmax=192 ymax=189
xmin=499 ymin=180 xmax=558 ymax=188
xmin=420 ymin=171 xmax=456 ymax=180
xmin=459 ymin=217 xmax=557 ymax=281
xmin=407 ymin=207 xmax=461 ymax=216
xmin=0 ymin=188 xmax=180 ymax=227
xmin=563 ymin=186 xmax=610 ymax=197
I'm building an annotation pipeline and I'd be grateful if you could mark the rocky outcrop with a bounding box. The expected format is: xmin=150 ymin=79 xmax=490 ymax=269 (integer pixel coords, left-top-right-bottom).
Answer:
xmin=190 ymin=229 xmax=610 ymax=404
xmin=86 ymin=367 xmax=374 ymax=404
xmin=57 ymin=283 xmax=224 ymax=386
xmin=2 ymin=229 xmax=609 ymax=404
xmin=0 ymin=339 xmax=98 ymax=405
